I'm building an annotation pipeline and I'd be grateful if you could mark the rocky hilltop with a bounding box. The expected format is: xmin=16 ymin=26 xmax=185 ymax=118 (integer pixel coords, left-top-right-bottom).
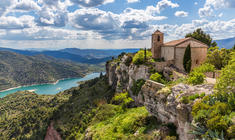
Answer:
xmin=106 ymin=53 xmax=215 ymax=140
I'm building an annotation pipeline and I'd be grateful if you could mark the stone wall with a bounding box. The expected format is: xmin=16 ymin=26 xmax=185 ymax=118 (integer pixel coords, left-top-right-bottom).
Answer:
xmin=191 ymin=47 xmax=207 ymax=69
xmin=205 ymin=71 xmax=221 ymax=78
xmin=161 ymin=46 xmax=174 ymax=61
xmin=175 ymin=47 xmax=186 ymax=70
xmin=153 ymin=60 xmax=174 ymax=72
xmin=174 ymin=40 xmax=208 ymax=71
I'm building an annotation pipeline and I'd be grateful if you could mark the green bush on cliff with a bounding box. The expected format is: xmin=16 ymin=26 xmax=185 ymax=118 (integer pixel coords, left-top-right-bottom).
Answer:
xmin=132 ymin=50 xmax=152 ymax=65
xmin=150 ymin=72 xmax=165 ymax=84
xmin=193 ymin=63 xmax=215 ymax=73
xmin=191 ymin=52 xmax=235 ymax=139
xmin=131 ymin=79 xmax=146 ymax=95
xmin=111 ymin=92 xmax=134 ymax=109
xmin=187 ymin=71 xmax=205 ymax=85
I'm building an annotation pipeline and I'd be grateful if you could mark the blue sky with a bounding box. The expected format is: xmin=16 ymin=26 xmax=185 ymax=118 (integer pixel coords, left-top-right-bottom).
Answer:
xmin=0 ymin=0 xmax=234 ymax=49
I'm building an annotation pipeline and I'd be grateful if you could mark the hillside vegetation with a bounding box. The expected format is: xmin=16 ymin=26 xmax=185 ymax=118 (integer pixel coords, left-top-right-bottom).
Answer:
xmin=0 ymin=51 xmax=103 ymax=90
xmin=0 ymin=76 xmax=178 ymax=140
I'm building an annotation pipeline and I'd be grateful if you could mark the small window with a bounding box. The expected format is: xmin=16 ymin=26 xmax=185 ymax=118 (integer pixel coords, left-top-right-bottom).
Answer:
xmin=196 ymin=60 xmax=199 ymax=64
xmin=157 ymin=35 xmax=160 ymax=42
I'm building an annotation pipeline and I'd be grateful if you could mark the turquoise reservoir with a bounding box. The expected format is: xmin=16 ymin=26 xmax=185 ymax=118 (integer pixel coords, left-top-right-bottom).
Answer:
xmin=0 ymin=73 xmax=100 ymax=98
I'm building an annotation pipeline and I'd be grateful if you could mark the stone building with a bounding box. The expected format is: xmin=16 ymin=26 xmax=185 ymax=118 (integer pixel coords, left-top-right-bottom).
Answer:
xmin=151 ymin=30 xmax=208 ymax=71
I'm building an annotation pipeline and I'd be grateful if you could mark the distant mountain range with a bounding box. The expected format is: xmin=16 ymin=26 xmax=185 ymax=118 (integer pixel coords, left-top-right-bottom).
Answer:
xmin=0 ymin=51 xmax=103 ymax=91
xmin=0 ymin=47 xmax=139 ymax=64
xmin=215 ymin=37 xmax=235 ymax=49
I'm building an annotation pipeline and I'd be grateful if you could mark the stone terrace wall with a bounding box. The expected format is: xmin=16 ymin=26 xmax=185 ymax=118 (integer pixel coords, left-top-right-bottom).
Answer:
xmin=153 ymin=60 xmax=174 ymax=72
xmin=205 ymin=71 xmax=221 ymax=78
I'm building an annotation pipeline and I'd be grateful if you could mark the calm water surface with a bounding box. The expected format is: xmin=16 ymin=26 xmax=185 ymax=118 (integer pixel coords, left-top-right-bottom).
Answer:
xmin=0 ymin=73 xmax=101 ymax=98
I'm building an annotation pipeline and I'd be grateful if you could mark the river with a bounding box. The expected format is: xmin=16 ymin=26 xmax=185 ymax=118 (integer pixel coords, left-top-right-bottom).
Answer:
xmin=0 ymin=73 xmax=101 ymax=98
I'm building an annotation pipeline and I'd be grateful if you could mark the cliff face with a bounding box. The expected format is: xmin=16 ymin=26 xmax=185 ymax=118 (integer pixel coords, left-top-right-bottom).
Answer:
xmin=106 ymin=54 xmax=151 ymax=101
xmin=106 ymin=54 xmax=214 ymax=140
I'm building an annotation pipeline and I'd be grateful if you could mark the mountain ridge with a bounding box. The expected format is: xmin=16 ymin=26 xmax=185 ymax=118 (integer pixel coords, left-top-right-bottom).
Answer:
xmin=215 ymin=37 xmax=235 ymax=49
xmin=0 ymin=47 xmax=139 ymax=64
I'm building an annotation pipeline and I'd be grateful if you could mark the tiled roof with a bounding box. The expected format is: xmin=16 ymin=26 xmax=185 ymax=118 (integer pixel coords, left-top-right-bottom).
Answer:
xmin=164 ymin=38 xmax=190 ymax=46
xmin=163 ymin=37 xmax=208 ymax=48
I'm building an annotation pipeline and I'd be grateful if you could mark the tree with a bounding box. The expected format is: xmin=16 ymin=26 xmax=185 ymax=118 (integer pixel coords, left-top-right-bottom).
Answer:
xmin=183 ymin=44 xmax=192 ymax=73
xmin=206 ymin=47 xmax=231 ymax=69
xmin=232 ymin=44 xmax=235 ymax=50
xmin=185 ymin=28 xmax=217 ymax=48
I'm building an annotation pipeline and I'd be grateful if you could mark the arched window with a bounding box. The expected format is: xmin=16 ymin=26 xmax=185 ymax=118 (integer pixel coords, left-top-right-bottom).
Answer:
xmin=157 ymin=35 xmax=160 ymax=42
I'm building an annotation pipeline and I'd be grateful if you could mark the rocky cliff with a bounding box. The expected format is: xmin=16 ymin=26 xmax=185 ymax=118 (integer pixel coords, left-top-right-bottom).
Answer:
xmin=106 ymin=53 xmax=215 ymax=140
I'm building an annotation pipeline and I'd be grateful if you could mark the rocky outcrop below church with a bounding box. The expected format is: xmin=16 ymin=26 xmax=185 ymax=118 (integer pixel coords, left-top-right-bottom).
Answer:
xmin=106 ymin=53 xmax=215 ymax=140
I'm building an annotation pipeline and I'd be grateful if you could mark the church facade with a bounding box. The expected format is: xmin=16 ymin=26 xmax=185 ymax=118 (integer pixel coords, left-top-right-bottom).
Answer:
xmin=151 ymin=30 xmax=208 ymax=71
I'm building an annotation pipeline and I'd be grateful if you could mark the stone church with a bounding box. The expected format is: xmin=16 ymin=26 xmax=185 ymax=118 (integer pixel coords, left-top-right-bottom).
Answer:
xmin=151 ymin=30 xmax=208 ymax=71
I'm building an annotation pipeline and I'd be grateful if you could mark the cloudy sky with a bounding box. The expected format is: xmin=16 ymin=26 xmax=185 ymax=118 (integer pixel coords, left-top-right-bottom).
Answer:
xmin=0 ymin=0 xmax=234 ymax=49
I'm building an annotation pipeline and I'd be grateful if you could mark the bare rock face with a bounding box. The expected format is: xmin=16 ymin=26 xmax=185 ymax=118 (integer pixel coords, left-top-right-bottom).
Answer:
xmin=106 ymin=54 xmax=151 ymax=98
xmin=141 ymin=81 xmax=214 ymax=140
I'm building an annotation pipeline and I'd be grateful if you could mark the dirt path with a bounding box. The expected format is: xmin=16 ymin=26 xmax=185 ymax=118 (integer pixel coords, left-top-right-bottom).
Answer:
xmin=205 ymin=77 xmax=216 ymax=84
xmin=44 ymin=122 xmax=62 ymax=140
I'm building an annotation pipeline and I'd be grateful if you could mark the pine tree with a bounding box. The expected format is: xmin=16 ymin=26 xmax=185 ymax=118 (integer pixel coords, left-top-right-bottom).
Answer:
xmin=144 ymin=47 xmax=147 ymax=61
xmin=183 ymin=44 xmax=192 ymax=73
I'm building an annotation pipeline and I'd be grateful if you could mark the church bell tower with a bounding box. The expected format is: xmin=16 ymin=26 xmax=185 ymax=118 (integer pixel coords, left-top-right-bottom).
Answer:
xmin=151 ymin=30 xmax=164 ymax=59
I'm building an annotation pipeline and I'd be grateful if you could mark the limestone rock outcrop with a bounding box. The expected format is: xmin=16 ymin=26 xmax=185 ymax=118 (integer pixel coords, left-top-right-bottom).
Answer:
xmin=106 ymin=54 xmax=215 ymax=140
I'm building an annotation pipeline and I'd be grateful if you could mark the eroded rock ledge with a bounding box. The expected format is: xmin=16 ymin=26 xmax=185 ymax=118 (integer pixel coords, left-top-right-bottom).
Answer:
xmin=106 ymin=54 xmax=215 ymax=140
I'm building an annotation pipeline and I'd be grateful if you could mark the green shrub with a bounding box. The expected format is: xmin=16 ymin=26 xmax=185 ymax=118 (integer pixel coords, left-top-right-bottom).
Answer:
xmin=183 ymin=44 xmax=192 ymax=73
xmin=164 ymin=136 xmax=177 ymax=140
xmin=187 ymin=71 xmax=205 ymax=85
xmin=111 ymin=92 xmax=134 ymax=109
xmin=190 ymin=51 xmax=235 ymax=139
xmin=132 ymin=50 xmax=152 ymax=65
xmin=206 ymin=47 xmax=232 ymax=69
xmin=227 ymin=125 xmax=235 ymax=138
xmin=199 ymin=92 xmax=205 ymax=98
xmin=131 ymin=79 xmax=146 ymax=95
xmin=156 ymin=87 xmax=171 ymax=96
xmin=150 ymin=72 xmax=165 ymax=84
xmin=180 ymin=96 xmax=190 ymax=104
xmin=193 ymin=63 xmax=215 ymax=73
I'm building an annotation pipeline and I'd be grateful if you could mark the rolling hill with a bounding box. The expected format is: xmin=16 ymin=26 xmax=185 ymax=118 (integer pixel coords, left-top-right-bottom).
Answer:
xmin=0 ymin=51 xmax=103 ymax=91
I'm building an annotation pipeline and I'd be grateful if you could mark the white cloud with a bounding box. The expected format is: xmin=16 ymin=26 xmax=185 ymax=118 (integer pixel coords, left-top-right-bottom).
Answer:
xmin=13 ymin=0 xmax=41 ymax=11
xmin=36 ymin=7 xmax=68 ymax=27
xmin=194 ymin=2 xmax=198 ymax=5
xmin=36 ymin=0 xmax=69 ymax=27
xmin=69 ymin=8 xmax=120 ymax=33
xmin=69 ymin=7 xmax=167 ymax=40
xmin=0 ymin=0 xmax=17 ymax=17
xmin=0 ymin=15 xmax=35 ymax=29
xmin=174 ymin=11 xmax=188 ymax=17
xmin=127 ymin=0 xmax=139 ymax=3
xmin=218 ymin=13 xmax=223 ymax=17
xmin=199 ymin=0 xmax=235 ymax=17
xmin=155 ymin=0 xmax=179 ymax=14
xmin=199 ymin=5 xmax=213 ymax=17
xmin=70 ymin=0 xmax=115 ymax=7
xmin=120 ymin=7 xmax=167 ymax=22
